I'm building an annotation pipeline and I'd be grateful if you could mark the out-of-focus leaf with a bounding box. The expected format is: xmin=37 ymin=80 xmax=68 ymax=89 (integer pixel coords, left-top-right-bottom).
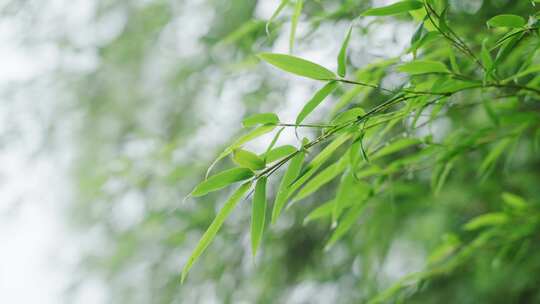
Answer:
xmin=192 ymin=168 xmax=254 ymax=197
xmin=372 ymin=138 xmax=421 ymax=159
xmin=181 ymin=182 xmax=252 ymax=283
xmin=464 ymin=212 xmax=509 ymax=231
xmin=487 ymin=14 xmax=526 ymax=28
xmin=502 ymin=192 xmax=527 ymax=210
xmin=258 ymin=53 xmax=336 ymax=80
xmin=232 ymin=149 xmax=265 ymax=170
xmin=251 ymin=177 xmax=267 ymax=257
xmin=293 ymin=155 xmax=348 ymax=202
xmin=242 ymin=113 xmax=279 ymax=127
xmin=397 ymin=60 xmax=449 ymax=75
xmin=296 ymin=81 xmax=338 ymax=125
xmin=325 ymin=200 xmax=368 ymax=250
xmin=337 ymin=26 xmax=353 ymax=77
xmin=289 ymin=0 xmax=303 ymax=53
xmin=303 ymin=199 xmax=335 ymax=225
xmin=266 ymin=0 xmax=289 ymax=35
xmin=478 ymin=138 xmax=511 ymax=178
xmin=362 ymin=0 xmax=423 ymax=16
xmin=272 ymin=150 xmax=305 ymax=223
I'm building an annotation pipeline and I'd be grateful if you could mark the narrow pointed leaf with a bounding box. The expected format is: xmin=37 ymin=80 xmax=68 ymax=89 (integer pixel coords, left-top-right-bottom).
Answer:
xmin=325 ymin=201 xmax=368 ymax=250
xmin=251 ymin=177 xmax=267 ymax=257
xmin=293 ymin=155 xmax=348 ymax=202
xmin=362 ymin=0 xmax=423 ymax=16
xmin=181 ymin=182 xmax=252 ymax=283
xmin=289 ymin=0 xmax=303 ymax=53
xmin=337 ymin=26 xmax=353 ymax=77
xmin=192 ymin=168 xmax=254 ymax=197
xmin=463 ymin=212 xmax=509 ymax=231
xmin=372 ymin=138 xmax=421 ymax=159
xmin=397 ymin=60 xmax=449 ymax=75
xmin=272 ymin=150 xmax=305 ymax=223
xmin=242 ymin=113 xmax=279 ymax=128
xmin=258 ymin=53 xmax=336 ymax=80
xmin=266 ymin=0 xmax=289 ymax=35
xmin=261 ymin=145 xmax=297 ymax=163
xmin=296 ymin=81 xmax=338 ymax=125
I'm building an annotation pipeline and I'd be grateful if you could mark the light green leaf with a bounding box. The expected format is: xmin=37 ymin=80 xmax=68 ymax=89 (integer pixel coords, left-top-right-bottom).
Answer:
xmin=207 ymin=124 xmax=276 ymax=177
xmin=464 ymin=212 xmax=509 ymax=231
xmin=501 ymin=192 xmax=527 ymax=210
xmin=293 ymin=155 xmax=348 ymax=202
xmin=480 ymin=39 xmax=493 ymax=73
xmin=192 ymin=168 xmax=254 ymax=197
xmin=337 ymin=26 xmax=353 ymax=77
xmin=261 ymin=145 xmax=297 ymax=163
xmin=303 ymin=199 xmax=335 ymax=225
xmin=251 ymin=177 xmax=267 ymax=257
xmin=181 ymin=182 xmax=252 ymax=283
xmin=266 ymin=0 xmax=289 ymax=35
xmin=242 ymin=113 xmax=279 ymax=128
xmin=331 ymin=107 xmax=366 ymax=125
xmin=325 ymin=201 xmax=368 ymax=250
xmin=397 ymin=60 xmax=449 ymax=75
xmin=296 ymin=81 xmax=338 ymax=125
xmin=504 ymin=65 xmax=540 ymax=81
xmin=362 ymin=0 xmax=423 ymax=16
xmin=487 ymin=14 xmax=526 ymax=28
xmin=478 ymin=138 xmax=511 ymax=177
xmin=258 ymin=53 xmax=336 ymax=80
xmin=232 ymin=149 xmax=265 ymax=171
xmin=289 ymin=0 xmax=303 ymax=53
xmin=372 ymin=138 xmax=421 ymax=159
xmin=272 ymin=150 xmax=305 ymax=223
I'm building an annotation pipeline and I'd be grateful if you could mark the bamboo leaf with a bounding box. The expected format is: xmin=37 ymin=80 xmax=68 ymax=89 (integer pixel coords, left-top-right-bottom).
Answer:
xmin=289 ymin=0 xmax=303 ymax=53
xmin=397 ymin=60 xmax=449 ymax=75
xmin=501 ymin=192 xmax=527 ymax=210
xmin=337 ymin=26 xmax=353 ymax=77
xmin=181 ymin=182 xmax=252 ymax=283
xmin=325 ymin=201 xmax=368 ymax=250
xmin=192 ymin=168 xmax=254 ymax=197
xmin=362 ymin=0 xmax=423 ymax=16
xmin=251 ymin=177 xmax=267 ymax=257
xmin=487 ymin=14 xmax=526 ymax=28
xmin=271 ymin=150 xmax=305 ymax=223
xmin=303 ymin=199 xmax=335 ymax=225
xmin=261 ymin=145 xmax=297 ymax=163
xmin=232 ymin=149 xmax=266 ymax=171
xmin=293 ymin=155 xmax=348 ymax=202
xmin=242 ymin=113 xmax=279 ymax=128
xmin=296 ymin=81 xmax=338 ymax=125
xmin=331 ymin=107 xmax=366 ymax=125
xmin=372 ymin=138 xmax=421 ymax=159
xmin=258 ymin=53 xmax=336 ymax=80
xmin=266 ymin=0 xmax=289 ymax=35
xmin=464 ymin=212 xmax=509 ymax=231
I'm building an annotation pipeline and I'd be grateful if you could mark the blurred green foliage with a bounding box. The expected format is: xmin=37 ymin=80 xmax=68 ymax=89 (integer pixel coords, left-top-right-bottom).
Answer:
xmin=10 ymin=0 xmax=539 ymax=302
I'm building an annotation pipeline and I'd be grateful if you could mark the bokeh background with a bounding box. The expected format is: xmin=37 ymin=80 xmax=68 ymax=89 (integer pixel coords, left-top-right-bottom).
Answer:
xmin=1 ymin=0 xmax=539 ymax=303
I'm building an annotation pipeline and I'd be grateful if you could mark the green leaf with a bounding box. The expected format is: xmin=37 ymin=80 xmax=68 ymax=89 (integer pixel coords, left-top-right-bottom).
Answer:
xmin=272 ymin=150 xmax=305 ymax=223
xmin=207 ymin=124 xmax=276 ymax=177
xmin=232 ymin=149 xmax=265 ymax=170
xmin=337 ymin=26 xmax=353 ymax=77
xmin=296 ymin=81 xmax=338 ymax=125
xmin=501 ymin=192 xmax=527 ymax=210
xmin=266 ymin=0 xmax=289 ymax=35
xmin=331 ymin=107 xmax=366 ymax=125
xmin=181 ymin=182 xmax=252 ymax=283
xmin=293 ymin=155 xmax=348 ymax=202
xmin=303 ymin=199 xmax=335 ymax=225
xmin=192 ymin=168 xmax=254 ymax=197
xmin=362 ymin=0 xmax=423 ymax=16
xmin=478 ymin=138 xmax=512 ymax=178
xmin=397 ymin=60 xmax=449 ymax=75
xmin=251 ymin=177 xmax=267 ymax=257
xmin=487 ymin=14 xmax=526 ymax=28
xmin=258 ymin=53 xmax=336 ymax=80
xmin=242 ymin=113 xmax=279 ymax=128
xmin=261 ymin=145 xmax=297 ymax=163
xmin=464 ymin=212 xmax=509 ymax=231
xmin=504 ymin=65 xmax=540 ymax=81
xmin=289 ymin=0 xmax=303 ymax=53
xmin=372 ymin=138 xmax=421 ymax=159
xmin=325 ymin=201 xmax=368 ymax=250
xmin=480 ymin=39 xmax=493 ymax=73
